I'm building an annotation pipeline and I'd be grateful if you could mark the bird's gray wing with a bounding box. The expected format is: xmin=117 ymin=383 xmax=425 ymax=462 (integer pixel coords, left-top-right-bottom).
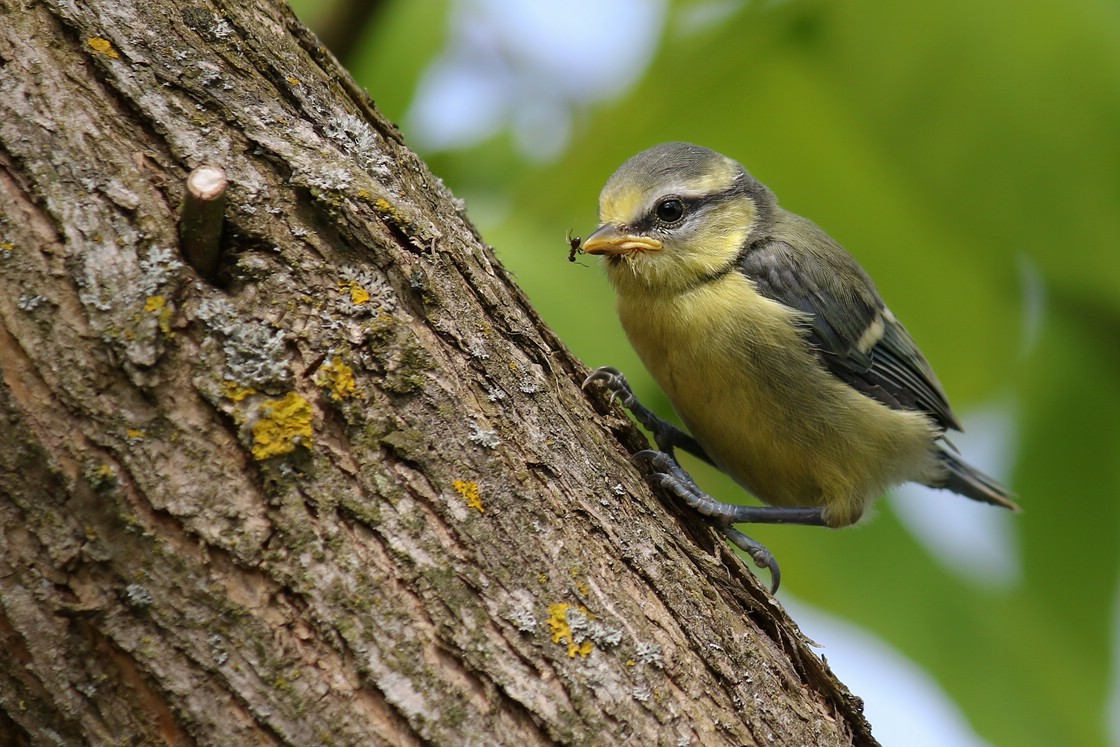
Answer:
xmin=739 ymin=226 xmax=961 ymax=432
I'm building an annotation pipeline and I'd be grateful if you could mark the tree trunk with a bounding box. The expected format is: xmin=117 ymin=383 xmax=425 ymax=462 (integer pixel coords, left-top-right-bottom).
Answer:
xmin=0 ymin=1 xmax=878 ymax=745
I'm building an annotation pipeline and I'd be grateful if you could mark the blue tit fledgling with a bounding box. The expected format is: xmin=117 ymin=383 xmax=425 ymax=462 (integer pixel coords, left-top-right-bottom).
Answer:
xmin=581 ymin=142 xmax=1017 ymax=591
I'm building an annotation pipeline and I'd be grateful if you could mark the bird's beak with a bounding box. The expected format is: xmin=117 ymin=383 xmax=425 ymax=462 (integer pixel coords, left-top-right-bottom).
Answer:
xmin=581 ymin=224 xmax=662 ymax=256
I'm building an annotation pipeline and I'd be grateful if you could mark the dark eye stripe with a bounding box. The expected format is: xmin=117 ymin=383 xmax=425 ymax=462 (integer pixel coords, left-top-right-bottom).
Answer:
xmin=634 ymin=185 xmax=744 ymax=233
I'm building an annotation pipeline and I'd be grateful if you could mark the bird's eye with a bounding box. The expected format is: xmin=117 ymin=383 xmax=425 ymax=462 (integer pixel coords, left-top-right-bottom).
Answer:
xmin=655 ymin=198 xmax=685 ymax=224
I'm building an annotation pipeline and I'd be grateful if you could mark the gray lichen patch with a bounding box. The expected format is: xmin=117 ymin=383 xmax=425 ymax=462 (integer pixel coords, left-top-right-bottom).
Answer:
xmin=323 ymin=113 xmax=393 ymax=179
xmin=76 ymin=243 xmax=185 ymax=371
xmin=195 ymin=296 xmax=291 ymax=391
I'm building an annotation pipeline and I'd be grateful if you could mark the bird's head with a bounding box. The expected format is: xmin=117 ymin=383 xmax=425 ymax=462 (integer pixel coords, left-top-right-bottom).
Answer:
xmin=584 ymin=142 xmax=773 ymax=295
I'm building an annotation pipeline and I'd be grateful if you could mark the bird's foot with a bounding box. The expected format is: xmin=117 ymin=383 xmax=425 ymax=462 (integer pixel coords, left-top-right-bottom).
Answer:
xmin=583 ymin=367 xmax=711 ymax=461
xmin=633 ymin=450 xmax=827 ymax=593
xmin=583 ymin=366 xmax=646 ymax=420
xmin=632 ymin=450 xmax=782 ymax=591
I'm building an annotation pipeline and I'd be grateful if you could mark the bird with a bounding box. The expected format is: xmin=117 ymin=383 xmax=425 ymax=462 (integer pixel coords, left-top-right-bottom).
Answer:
xmin=580 ymin=142 xmax=1017 ymax=592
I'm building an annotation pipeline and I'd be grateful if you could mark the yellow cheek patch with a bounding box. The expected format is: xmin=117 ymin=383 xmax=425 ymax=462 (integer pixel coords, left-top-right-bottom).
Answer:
xmin=681 ymin=196 xmax=757 ymax=274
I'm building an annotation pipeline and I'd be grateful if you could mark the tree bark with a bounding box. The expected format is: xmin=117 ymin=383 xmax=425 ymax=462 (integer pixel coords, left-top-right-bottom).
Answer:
xmin=0 ymin=1 xmax=878 ymax=745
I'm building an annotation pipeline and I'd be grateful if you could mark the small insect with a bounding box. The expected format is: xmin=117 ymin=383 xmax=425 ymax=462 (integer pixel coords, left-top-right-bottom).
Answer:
xmin=566 ymin=230 xmax=584 ymax=262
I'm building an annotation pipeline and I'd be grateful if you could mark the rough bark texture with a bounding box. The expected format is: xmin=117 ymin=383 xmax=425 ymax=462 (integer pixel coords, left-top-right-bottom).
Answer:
xmin=0 ymin=1 xmax=879 ymax=745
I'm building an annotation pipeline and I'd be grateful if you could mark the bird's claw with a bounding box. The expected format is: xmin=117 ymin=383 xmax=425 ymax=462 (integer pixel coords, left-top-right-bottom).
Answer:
xmin=582 ymin=366 xmax=636 ymax=408
xmin=633 ymin=448 xmax=671 ymax=466
xmin=722 ymin=527 xmax=782 ymax=593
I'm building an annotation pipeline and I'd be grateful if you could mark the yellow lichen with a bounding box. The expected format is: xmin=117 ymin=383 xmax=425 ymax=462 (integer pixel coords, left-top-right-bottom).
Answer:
xmin=144 ymin=295 xmax=173 ymax=335
xmin=89 ymin=464 xmax=116 ymax=489
xmin=350 ymin=285 xmax=370 ymax=306
xmin=87 ymin=37 xmax=119 ymax=58
xmin=547 ymin=603 xmax=593 ymax=658
xmin=338 ymin=278 xmax=371 ymax=306
xmin=222 ymin=380 xmax=257 ymax=402
xmin=251 ymin=392 xmax=313 ymax=460
xmin=373 ymin=198 xmax=400 ymax=218
xmin=126 ymin=429 xmax=145 ymax=440
xmin=453 ymin=479 xmax=484 ymax=514
xmin=372 ymin=198 xmax=416 ymax=235
xmin=318 ymin=357 xmax=357 ymax=401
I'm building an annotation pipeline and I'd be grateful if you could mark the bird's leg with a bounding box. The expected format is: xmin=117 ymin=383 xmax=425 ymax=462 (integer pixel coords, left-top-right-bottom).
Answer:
xmin=636 ymin=450 xmax=827 ymax=526
xmin=584 ymin=366 xmax=826 ymax=525
xmin=583 ymin=366 xmax=715 ymax=465
xmin=636 ymin=449 xmax=785 ymax=591
xmin=584 ymin=366 xmax=829 ymax=593
xmin=634 ymin=450 xmax=826 ymax=593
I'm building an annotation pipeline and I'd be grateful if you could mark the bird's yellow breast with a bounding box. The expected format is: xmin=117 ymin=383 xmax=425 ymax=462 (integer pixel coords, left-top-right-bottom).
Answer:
xmin=615 ymin=273 xmax=939 ymax=527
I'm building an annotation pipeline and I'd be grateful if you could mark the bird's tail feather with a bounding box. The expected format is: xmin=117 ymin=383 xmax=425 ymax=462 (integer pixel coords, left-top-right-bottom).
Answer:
xmin=930 ymin=450 xmax=1020 ymax=511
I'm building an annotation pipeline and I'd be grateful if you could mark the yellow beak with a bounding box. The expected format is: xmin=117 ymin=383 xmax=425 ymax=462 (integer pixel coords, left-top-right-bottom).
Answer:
xmin=581 ymin=224 xmax=663 ymax=256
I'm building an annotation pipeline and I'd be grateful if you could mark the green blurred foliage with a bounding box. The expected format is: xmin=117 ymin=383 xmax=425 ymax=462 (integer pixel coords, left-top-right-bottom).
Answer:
xmin=342 ymin=1 xmax=450 ymax=130
xmin=295 ymin=1 xmax=1120 ymax=745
